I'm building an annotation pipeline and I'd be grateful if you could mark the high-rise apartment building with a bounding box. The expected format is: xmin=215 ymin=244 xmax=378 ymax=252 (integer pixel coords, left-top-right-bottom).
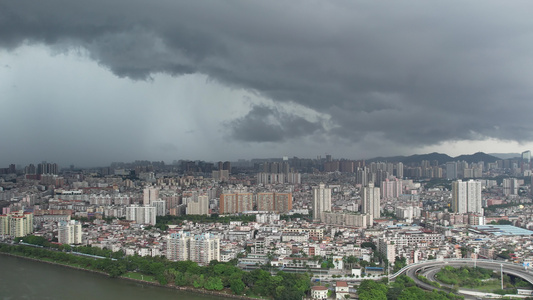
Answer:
xmin=312 ymin=183 xmax=331 ymax=222
xmin=217 ymin=161 xmax=231 ymax=173
xmin=24 ymin=164 xmax=36 ymax=175
xmin=256 ymin=172 xmax=301 ymax=185
xmin=395 ymin=162 xmax=404 ymax=179
xmin=186 ymin=195 xmax=210 ymax=215
xmin=256 ymin=173 xmax=284 ymax=185
xmin=356 ymin=167 xmax=370 ymax=186
xmin=126 ymin=204 xmax=157 ymax=225
xmin=151 ymin=199 xmax=166 ymax=216
xmin=223 ymin=161 xmax=231 ymax=172
xmin=143 ymin=187 xmax=159 ymax=205
xmin=37 ymin=161 xmax=59 ymax=175
xmin=0 ymin=211 xmax=34 ymax=237
xmin=452 ymin=180 xmax=482 ymax=214
xmin=190 ymin=233 xmax=220 ymax=265
xmin=256 ymin=192 xmax=274 ymax=212
xmin=212 ymin=170 xmax=229 ymax=181
xmin=58 ymin=220 xmax=82 ymax=244
xmin=452 ymin=180 xmax=467 ymax=213
xmin=161 ymin=193 xmax=181 ymax=209
xmin=446 ymin=162 xmax=458 ymax=179
xmin=362 ymin=182 xmax=380 ymax=219
xmin=219 ymin=192 xmax=253 ymax=214
xmin=502 ymin=178 xmax=518 ymax=196
xmin=378 ymin=238 xmax=396 ymax=264
xmin=166 ymin=232 xmax=191 ymax=261
xmin=166 ymin=232 xmax=220 ymax=265
xmin=522 ymin=151 xmax=531 ymax=163
xmin=381 ymin=178 xmax=403 ymax=199
xmin=274 ymin=192 xmax=292 ymax=213
xmin=256 ymin=192 xmax=293 ymax=213
xmin=339 ymin=160 xmax=355 ymax=173
xmin=433 ymin=166 xmax=443 ymax=178
xmin=261 ymin=161 xmax=291 ymax=174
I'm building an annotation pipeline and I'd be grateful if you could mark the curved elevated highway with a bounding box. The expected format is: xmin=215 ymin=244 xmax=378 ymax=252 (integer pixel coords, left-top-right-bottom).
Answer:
xmin=391 ymin=259 xmax=533 ymax=298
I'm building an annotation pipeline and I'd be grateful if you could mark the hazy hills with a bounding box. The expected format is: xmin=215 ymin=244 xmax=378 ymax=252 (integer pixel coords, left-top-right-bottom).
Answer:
xmin=366 ymin=152 xmax=505 ymax=165
xmin=488 ymin=153 xmax=521 ymax=160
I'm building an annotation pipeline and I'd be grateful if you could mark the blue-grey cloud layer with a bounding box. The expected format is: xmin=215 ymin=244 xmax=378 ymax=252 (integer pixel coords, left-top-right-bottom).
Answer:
xmin=1 ymin=1 xmax=533 ymax=163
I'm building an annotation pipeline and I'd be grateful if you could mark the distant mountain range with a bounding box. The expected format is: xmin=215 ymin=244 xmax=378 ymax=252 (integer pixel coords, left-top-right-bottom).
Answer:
xmin=366 ymin=152 xmax=505 ymax=165
xmin=488 ymin=153 xmax=521 ymax=160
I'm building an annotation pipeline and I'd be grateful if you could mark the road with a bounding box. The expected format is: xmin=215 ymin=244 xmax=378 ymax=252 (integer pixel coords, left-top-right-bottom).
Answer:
xmin=396 ymin=259 xmax=533 ymax=299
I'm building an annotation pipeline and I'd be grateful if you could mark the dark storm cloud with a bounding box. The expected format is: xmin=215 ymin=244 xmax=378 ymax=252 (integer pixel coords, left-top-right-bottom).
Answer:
xmin=2 ymin=1 xmax=533 ymax=147
xmin=229 ymin=104 xmax=323 ymax=142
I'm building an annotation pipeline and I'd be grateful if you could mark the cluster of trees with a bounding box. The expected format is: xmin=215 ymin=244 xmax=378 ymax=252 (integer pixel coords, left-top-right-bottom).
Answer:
xmin=20 ymin=236 xmax=124 ymax=259
xmin=0 ymin=243 xmax=126 ymax=277
xmin=336 ymin=251 xmax=398 ymax=275
xmin=498 ymin=250 xmax=512 ymax=260
xmin=484 ymin=202 xmax=533 ymax=212
xmin=0 ymin=241 xmax=310 ymax=300
xmin=489 ymin=219 xmax=513 ymax=225
xmin=20 ymin=235 xmax=51 ymax=247
xmin=360 ymin=241 xmax=376 ymax=250
xmin=392 ymin=257 xmax=407 ymax=273
xmin=436 ymin=266 xmax=531 ymax=293
xmin=357 ymin=276 xmax=463 ymax=300
xmin=418 ymin=275 xmax=441 ymax=288
xmin=423 ymin=179 xmax=452 ymax=191
xmin=381 ymin=210 xmax=399 ymax=220
xmin=73 ymin=245 xmax=125 ymax=259
xmin=343 ymin=255 xmax=359 ymax=269
xmin=279 ymin=213 xmax=310 ymax=221
xmin=436 ymin=266 xmax=495 ymax=287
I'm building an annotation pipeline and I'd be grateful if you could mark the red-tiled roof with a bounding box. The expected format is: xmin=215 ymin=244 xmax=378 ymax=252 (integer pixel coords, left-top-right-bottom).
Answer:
xmin=336 ymin=281 xmax=348 ymax=287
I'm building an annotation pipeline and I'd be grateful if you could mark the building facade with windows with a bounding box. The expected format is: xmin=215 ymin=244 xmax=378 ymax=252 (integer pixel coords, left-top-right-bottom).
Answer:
xmin=312 ymin=183 xmax=331 ymax=222
xmin=166 ymin=232 xmax=220 ymax=265
xmin=58 ymin=220 xmax=82 ymax=244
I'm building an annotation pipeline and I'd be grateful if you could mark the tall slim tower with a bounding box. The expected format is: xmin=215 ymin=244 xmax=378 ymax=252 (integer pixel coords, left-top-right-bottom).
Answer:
xmin=312 ymin=183 xmax=331 ymax=222
xmin=396 ymin=162 xmax=404 ymax=179
xmin=356 ymin=167 xmax=369 ymax=186
xmin=452 ymin=180 xmax=482 ymax=214
xmin=143 ymin=187 xmax=159 ymax=205
xmin=362 ymin=182 xmax=381 ymax=219
xmin=452 ymin=180 xmax=467 ymax=213
xmin=446 ymin=162 xmax=458 ymax=180
xmin=522 ymin=151 xmax=531 ymax=163
xmin=466 ymin=180 xmax=482 ymax=214
xmin=502 ymin=178 xmax=518 ymax=196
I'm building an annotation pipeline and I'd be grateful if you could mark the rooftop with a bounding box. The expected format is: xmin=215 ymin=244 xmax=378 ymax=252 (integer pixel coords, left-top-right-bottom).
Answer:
xmin=471 ymin=225 xmax=533 ymax=236
xmin=336 ymin=281 xmax=348 ymax=287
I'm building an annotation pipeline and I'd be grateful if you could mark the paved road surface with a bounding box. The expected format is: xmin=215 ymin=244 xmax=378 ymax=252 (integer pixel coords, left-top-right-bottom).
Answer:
xmin=399 ymin=259 xmax=533 ymax=299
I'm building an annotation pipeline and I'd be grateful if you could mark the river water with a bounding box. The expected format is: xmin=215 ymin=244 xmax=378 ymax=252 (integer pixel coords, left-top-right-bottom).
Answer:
xmin=0 ymin=254 xmax=227 ymax=300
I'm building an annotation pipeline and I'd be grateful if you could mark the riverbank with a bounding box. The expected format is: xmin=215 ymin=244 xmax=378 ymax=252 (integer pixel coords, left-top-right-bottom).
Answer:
xmin=2 ymin=239 xmax=310 ymax=299
xmin=0 ymin=252 xmax=258 ymax=300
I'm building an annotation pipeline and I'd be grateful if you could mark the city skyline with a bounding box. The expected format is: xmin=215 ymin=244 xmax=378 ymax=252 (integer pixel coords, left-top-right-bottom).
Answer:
xmin=0 ymin=149 xmax=529 ymax=169
xmin=2 ymin=2 xmax=533 ymax=167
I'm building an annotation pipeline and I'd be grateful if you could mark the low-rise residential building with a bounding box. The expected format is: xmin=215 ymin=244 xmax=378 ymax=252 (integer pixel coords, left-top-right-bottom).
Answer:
xmin=311 ymin=286 xmax=328 ymax=299
xmin=335 ymin=281 xmax=349 ymax=299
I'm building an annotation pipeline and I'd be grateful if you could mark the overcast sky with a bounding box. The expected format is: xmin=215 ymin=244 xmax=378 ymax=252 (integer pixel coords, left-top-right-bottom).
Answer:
xmin=1 ymin=1 xmax=533 ymax=167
